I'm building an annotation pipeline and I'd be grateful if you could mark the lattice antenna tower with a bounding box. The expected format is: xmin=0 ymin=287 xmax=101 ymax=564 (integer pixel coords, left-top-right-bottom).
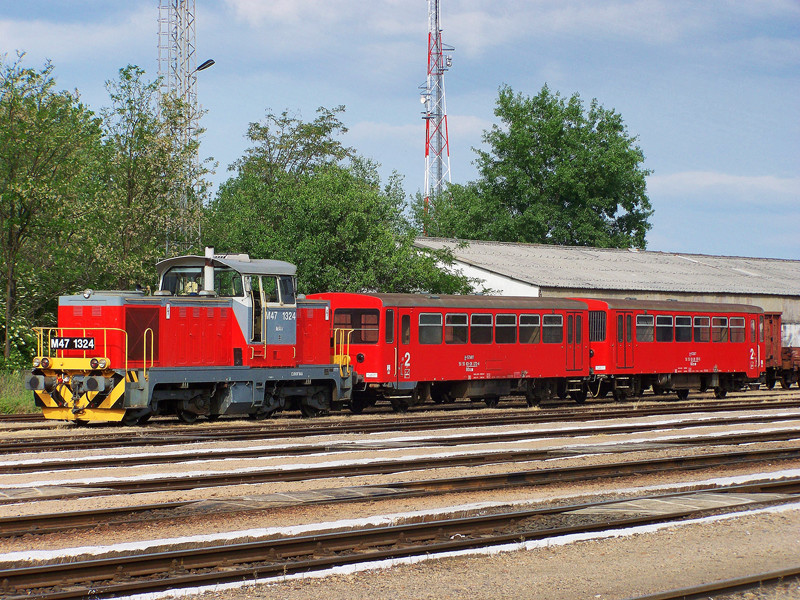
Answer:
xmin=158 ymin=0 xmax=197 ymax=116
xmin=421 ymin=0 xmax=454 ymax=212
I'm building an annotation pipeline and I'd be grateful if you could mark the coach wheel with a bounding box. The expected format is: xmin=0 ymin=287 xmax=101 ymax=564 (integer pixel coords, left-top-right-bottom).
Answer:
xmin=557 ymin=382 xmax=568 ymax=400
xmin=391 ymin=398 xmax=410 ymax=413
xmin=713 ymin=388 xmax=728 ymax=399
xmin=651 ymin=384 xmax=665 ymax=396
xmin=430 ymin=383 xmax=452 ymax=404
xmin=483 ymin=397 xmax=499 ymax=409
xmin=612 ymin=389 xmax=626 ymax=402
xmin=780 ymin=377 xmax=790 ymax=390
xmin=766 ymin=373 xmax=776 ymax=389
xmin=177 ymin=409 xmax=199 ymax=424
xmin=570 ymin=390 xmax=587 ymax=404
xmin=349 ymin=397 xmax=370 ymax=414
xmin=675 ymin=389 xmax=690 ymax=401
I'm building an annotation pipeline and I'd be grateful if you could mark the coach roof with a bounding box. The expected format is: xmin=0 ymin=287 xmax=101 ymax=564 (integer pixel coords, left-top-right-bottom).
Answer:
xmin=321 ymin=292 xmax=587 ymax=311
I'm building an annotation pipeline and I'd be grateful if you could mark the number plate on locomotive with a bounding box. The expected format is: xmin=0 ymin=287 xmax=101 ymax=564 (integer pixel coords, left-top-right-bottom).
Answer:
xmin=50 ymin=337 xmax=96 ymax=350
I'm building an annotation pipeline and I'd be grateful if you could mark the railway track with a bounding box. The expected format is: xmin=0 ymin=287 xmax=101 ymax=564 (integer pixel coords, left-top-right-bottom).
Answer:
xmin=3 ymin=444 xmax=799 ymax=536
xmin=4 ymin=477 xmax=800 ymax=599
xmin=4 ymin=395 xmax=800 ymax=455
xmin=2 ymin=410 xmax=800 ymax=474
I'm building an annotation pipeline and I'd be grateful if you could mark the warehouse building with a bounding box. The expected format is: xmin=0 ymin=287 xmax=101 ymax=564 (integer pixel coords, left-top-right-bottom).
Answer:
xmin=414 ymin=237 xmax=800 ymax=346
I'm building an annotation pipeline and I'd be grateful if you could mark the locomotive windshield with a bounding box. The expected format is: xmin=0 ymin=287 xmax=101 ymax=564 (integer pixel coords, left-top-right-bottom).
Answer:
xmin=160 ymin=266 xmax=244 ymax=297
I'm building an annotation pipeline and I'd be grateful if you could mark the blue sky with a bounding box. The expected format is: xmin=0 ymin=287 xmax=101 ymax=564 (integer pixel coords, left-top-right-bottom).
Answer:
xmin=2 ymin=0 xmax=798 ymax=259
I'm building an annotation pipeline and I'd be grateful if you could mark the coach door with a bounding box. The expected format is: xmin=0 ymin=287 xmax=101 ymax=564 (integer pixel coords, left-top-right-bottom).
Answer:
xmin=615 ymin=311 xmax=634 ymax=369
xmin=397 ymin=308 xmax=413 ymax=384
xmin=566 ymin=312 xmax=584 ymax=371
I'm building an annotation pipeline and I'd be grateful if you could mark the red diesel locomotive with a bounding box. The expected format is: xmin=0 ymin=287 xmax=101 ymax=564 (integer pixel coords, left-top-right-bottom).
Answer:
xmin=25 ymin=249 xmax=353 ymax=424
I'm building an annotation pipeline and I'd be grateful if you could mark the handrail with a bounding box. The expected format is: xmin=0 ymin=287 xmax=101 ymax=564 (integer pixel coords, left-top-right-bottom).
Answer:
xmin=333 ymin=328 xmax=354 ymax=377
xmin=33 ymin=327 xmax=129 ymax=371
xmin=143 ymin=328 xmax=155 ymax=379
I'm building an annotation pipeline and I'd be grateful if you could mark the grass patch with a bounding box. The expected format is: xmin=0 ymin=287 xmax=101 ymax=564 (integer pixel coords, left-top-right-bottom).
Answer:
xmin=0 ymin=371 xmax=37 ymax=414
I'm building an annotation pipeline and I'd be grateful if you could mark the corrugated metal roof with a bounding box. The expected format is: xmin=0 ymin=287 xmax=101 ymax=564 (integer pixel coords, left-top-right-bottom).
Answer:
xmin=414 ymin=238 xmax=800 ymax=296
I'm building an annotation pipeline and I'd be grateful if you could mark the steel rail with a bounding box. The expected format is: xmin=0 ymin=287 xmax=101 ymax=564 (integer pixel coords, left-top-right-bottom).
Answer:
xmin=1 ymin=443 xmax=798 ymax=513
xmin=3 ymin=414 xmax=800 ymax=475
xmin=4 ymin=396 xmax=800 ymax=455
xmin=3 ymin=479 xmax=800 ymax=599
xmin=620 ymin=566 xmax=800 ymax=600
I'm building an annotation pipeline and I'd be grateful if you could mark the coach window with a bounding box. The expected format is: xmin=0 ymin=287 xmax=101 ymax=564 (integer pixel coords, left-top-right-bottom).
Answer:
xmin=471 ymin=314 xmax=493 ymax=344
xmin=636 ymin=315 xmax=654 ymax=342
xmin=445 ymin=313 xmax=468 ymax=344
xmin=519 ymin=314 xmax=541 ymax=343
xmin=419 ymin=313 xmax=443 ymax=344
xmin=656 ymin=315 xmax=673 ymax=343
xmin=385 ymin=309 xmax=395 ymax=343
xmin=401 ymin=315 xmax=411 ymax=345
xmin=730 ymin=317 xmax=745 ymax=343
xmin=496 ymin=314 xmax=517 ymax=344
xmin=750 ymin=318 xmax=756 ymax=343
xmin=675 ymin=316 xmax=692 ymax=342
xmin=542 ymin=314 xmax=563 ymax=344
xmin=694 ymin=316 xmax=710 ymax=342
xmin=334 ymin=309 xmax=380 ymax=344
xmin=759 ymin=315 xmax=765 ymax=342
xmin=589 ymin=311 xmax=606 ymax=342
xmin=712 ymin=317 xmax=728 ymax=343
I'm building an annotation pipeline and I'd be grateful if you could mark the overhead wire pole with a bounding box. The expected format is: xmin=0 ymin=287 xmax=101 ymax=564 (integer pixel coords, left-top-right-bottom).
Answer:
xmin=420 ymin=0 xmax=454 ymax=230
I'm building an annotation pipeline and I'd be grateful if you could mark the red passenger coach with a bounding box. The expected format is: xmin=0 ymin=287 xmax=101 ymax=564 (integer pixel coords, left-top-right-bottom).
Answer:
xmin=581 ymin=298 xmax=765 ymax=400
xmin=309 ymin=293 xmax=591 ymax=412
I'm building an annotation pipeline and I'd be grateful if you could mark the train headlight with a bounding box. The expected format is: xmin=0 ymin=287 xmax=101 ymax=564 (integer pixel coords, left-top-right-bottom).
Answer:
xmin=41 ymin=357 xmax=50 ymax=369
xmin=33 ymin=358 xmax=41 ymax=368
xmin=98 ymin=359 xmax=108 ymax=368
xmin=90 ymin=358 xmax=99 ymax=369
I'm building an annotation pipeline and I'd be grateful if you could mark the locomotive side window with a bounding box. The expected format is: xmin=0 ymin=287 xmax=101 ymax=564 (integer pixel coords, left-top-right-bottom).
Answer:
xmin=712 ymin=317 xmax=728 ymax=342
xmin=401 ymin=315 xmax=411 ymax=345
xmin=495 ymin=314 xmax=517 ymax=344
xmin=214 ymin=268 xmax=244 ymax=297
xmin=445 ymin=313 xmax=468 ymax=344
xmin=260 ymin=276 xmax=279 ymax=303
xmin=636 ymin=315 xmax=654 ymax=342
xmin=419 ymin=313 xmax=443 ymax=345
xmin=278 ymin=276 xmax=296 ymax=305
xmin=385 ymin=309 xmax=395 ymax=343
xmin=542 ymin=314 xmax=563 ymax=343
xmin=656 ymin=315 xmax=673 ymax=342
xmin=730 ymin=317 xmax=745 ymax=342
xmin=675 ymin=316 xmax=692 ymax=342
xmin=519 ymin=314 xmax=541 ymax=344
xmin=589 ymin=311 xmax=606 ymax=342
xmin=334 ymin=309 xmax=380 ymax=344
xmin=471 ymin=314 xmax=493 ymax=344
xmin=694 ymin=316 xmax=710 ymax=342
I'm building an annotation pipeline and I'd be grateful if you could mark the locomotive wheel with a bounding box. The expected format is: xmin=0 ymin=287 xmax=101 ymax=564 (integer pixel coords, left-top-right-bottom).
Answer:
xmin=177 ymin=410 xmax=199 ymax=424
xmin=675 ymin=389 xmax=690 ymax=400
xmin=714 ymin=388 xmax=728 ymax=399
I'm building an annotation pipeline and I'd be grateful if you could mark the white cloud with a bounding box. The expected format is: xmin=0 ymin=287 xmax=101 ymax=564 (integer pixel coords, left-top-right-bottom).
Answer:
xmin=648 ymin=171 xmax=800 ymax=200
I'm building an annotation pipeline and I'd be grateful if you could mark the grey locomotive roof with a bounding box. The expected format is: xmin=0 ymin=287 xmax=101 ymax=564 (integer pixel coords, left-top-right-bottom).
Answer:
xmin=415 ymin=238 xmax=800 ymax=296
xmin=156 ymin=253 xmax=296 ymax=277
xmin=336 ymin=292 xmax=587 ymax=310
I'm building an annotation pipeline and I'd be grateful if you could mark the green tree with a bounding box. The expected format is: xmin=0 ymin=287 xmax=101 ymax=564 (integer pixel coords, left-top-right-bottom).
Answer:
xmin=93 ymin=65 xmax=210 ymax=289
xmin=204 ymin=108 xmax=474 ymax=294
xmin=417 ymin=84 xmax=653 ymax=248
xmin=0 ymin=54 xmax=102 ymax=365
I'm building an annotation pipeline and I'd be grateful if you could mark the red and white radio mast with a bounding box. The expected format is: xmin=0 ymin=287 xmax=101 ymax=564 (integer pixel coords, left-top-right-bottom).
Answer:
xmin=421 ymin=0 xmax=454 ymax=214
